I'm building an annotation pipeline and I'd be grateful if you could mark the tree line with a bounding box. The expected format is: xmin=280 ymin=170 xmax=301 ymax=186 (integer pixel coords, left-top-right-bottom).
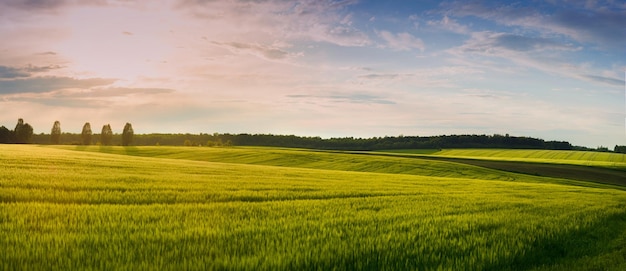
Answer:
xmin=199 ymin=133 xmax=576 ymax=151
xmin=33 ymin=132 xmax=578 ymax=150
xmin=3 ymin=118 xmax=625 ymax=152
xmin=0 ymin=118 xmax=34 ymax=144
xmin=0 ymin=119 xmax=134 ymax=146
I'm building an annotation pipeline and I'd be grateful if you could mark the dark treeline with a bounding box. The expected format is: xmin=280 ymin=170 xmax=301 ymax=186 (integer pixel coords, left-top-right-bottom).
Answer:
xmin=0 ymin=118 xmax=34 ymax=144
xmin=206 ymin=133 xmax=575 ymax=151
xmin=1 ymin=119 xmax=134 ymax=146
xmin=30 ymin=132 xmax=576 ymax=151
xmin=5 ymin=117 xmax=624 ymax=152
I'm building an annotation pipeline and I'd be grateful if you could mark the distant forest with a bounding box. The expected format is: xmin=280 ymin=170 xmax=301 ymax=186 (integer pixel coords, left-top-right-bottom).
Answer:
xmin=2 ymin=118 xmax=625 ymax=153
xmin=28 ymin=132 xmax=594 ymax=151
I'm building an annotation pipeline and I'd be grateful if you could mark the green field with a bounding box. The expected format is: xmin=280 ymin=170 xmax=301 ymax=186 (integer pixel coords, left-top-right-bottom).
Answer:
xmin=1 ymin=145 xmax=626 ymax=270
xmin=379 ymin=149 xmax=626 ymax=168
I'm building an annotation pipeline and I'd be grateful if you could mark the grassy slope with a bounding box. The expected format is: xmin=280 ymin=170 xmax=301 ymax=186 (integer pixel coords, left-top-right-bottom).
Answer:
xmin=50 ymin=145 xmax=622 ymax=189
xmin=380 ymin=149 xmax=626 ymax=168
xmin=1 ymin=145 xmax=625 ymax=270
xmin=375 ymin=149 xmax=626 ymax=187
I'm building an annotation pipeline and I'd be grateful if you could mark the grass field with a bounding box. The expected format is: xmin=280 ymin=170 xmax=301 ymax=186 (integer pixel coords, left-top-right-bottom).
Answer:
xmin=1 ymin=145 xmax=626 ymax=270
xmin=379 ymin=149 xmax=626 ymax=168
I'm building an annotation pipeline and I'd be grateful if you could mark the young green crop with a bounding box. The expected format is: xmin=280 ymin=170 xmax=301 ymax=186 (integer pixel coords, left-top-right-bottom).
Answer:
xmin=380 ymin=148 xmax=626 ymax=168
xmin=1 ymin=145 xmax=625 ymax=270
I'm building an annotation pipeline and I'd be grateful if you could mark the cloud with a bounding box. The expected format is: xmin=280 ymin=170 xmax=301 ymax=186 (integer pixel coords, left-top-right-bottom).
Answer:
xmin=0 ymin=76 xmax=116 ymax=94
xmin=0 ymin=64 xmax=64 ymax=79
xmin=176 ymin=0 xmax=370 ymax=47
xmin=358 ymin=73 xmax=402 ymax=80
xmin=35 ymin=51 xmax=58 ymax=56
xmin=377 ymin=31 xmax=424 ymax=51
xmin=448 ymin=31 xmax=622 ymax=89
xmin=24 ymin=64 xmax=64 ymax=73
xmin=548 ymin=9 xmax=626 ymax=48
xmin=427 ymin=15 xmax=470 ymax=34
xmin=446 ymin=1 xmax=626 ymax=49
xmin=581 ymin=74 xmax=624 ymax=86
xmin=458 ymin=32 xmax=579 ymax=54
xmin=72 ymin=87 xmax=176 ymax=98
xmin=0 ymin=66 xmax=30 ymax=79
xmin=212 ymin=41 xmax=297 ymax=61
xmin=286 ymin=93 xmax=395 ymax=105
xmin=1 ymin=0 xmax=67 ymax=11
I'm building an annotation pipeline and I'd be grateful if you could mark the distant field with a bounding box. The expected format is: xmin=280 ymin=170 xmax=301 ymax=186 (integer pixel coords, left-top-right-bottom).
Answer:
xmin=1 ymin=145 xmax=626 ymax=270
xmin=379 ymin=149 xmax=626 ymax=168
xmin=50 ymin=145 xmax=624 ymax=188
xmin=375 ymin=149 xmax=626 ymax=187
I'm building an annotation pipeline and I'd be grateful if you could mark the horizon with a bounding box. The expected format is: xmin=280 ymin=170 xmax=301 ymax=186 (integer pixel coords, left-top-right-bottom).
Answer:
xmin=1 ymin=0 xmax=624 ymax=148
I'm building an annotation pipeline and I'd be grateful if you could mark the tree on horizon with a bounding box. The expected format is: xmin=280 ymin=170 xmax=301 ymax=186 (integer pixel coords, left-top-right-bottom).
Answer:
xmin=81 ymin=122 xmax=92 ymax=145
xmin=13 ymin=118 xmax=33 ymax=144
xmin=0 ymin=126 xmax=11 ymax=143
xmin=122 ymin=123 xmax=134 ymax=146
xmin=101 ymin=124 xmax=113 ymax=146
xmin=51 ymin=121 xmax=61 ymax=144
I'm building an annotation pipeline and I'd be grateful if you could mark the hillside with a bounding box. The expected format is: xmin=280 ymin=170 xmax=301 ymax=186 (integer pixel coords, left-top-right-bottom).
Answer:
xmin=1 ymin=145 xmax=625 ymax=270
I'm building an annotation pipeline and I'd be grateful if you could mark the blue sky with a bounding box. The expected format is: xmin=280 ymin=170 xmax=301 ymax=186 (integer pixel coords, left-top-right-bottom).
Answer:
xmin=0 ymin=0 xmax=624 ymax=147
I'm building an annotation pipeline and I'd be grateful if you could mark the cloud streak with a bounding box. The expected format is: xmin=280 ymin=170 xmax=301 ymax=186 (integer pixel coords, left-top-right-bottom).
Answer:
xmin=287 ymin=93 xmax=395 ymax=105
xmin=377 ymin=31 xmax=424 ymax=51
xmin=0 ymin=66 xmax=30 ymax=79
xmin=446 ymin=1 xmax=626 ymax=48
xmin=0 ymin=77 xmax=116 ymax=94
xmin=211 ymin=41 xmax=298 ymax=61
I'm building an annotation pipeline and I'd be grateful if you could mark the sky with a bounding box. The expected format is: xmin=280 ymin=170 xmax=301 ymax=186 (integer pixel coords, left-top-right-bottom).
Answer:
xmin=0 ymin=0 xmax=624 ymax=148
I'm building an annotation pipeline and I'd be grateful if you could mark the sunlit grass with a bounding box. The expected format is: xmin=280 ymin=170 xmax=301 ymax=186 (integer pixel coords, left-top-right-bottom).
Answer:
xmin=379 ymin=148 xmax=626 ymax=169
xmin=1 ymin=145 xmax=625 ymax=270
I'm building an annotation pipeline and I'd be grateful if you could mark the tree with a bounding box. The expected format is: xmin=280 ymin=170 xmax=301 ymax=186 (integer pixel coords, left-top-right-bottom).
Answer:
xmin=101 ymin=124 xmax=113 ymax=146
xmin=81 ymin=122 xmax=92 ymax=145
xmin=13 ymin=118 xmax=33 ymax=144
xmin=0 ymin=126 xmax=10 ymax=143
xmin=122 ymin=122 xmax=134 ymax=146
xmin=615 ymin=145 xmax=626 ymax=154
xmin=51 ymin=121 xmax=61 ymax=144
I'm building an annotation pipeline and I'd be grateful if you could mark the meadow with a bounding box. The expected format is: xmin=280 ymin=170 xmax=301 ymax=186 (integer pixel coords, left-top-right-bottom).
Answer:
xmin=379 ymin=149 xmax=626 ymax=168
xmin=1 ymin=145 xmax=625 ymax=270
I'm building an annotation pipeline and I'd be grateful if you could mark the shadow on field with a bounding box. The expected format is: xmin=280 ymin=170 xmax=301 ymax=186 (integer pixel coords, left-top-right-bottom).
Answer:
xmin=484 ymin=211 xmax=626 ymax=271
xmin=283 ymin=211 xmax=626 ymax=270
xmin=420 ymin=156 xmax=626 ymax=187
xmin=351 ymin=151 xmax=626 ymax=187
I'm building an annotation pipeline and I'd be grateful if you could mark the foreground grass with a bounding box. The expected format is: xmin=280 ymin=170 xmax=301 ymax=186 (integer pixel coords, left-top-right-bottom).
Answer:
xmin=1 ymin=145 xmax=626 ymax=270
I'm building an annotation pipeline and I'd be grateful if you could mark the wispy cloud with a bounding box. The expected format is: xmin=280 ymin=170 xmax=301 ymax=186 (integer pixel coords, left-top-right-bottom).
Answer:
xmin=0 ymin=76 xmax=116 ymax=94
xmin=358 ymin=73 xmax=403 ymax=80
xmin=427 ymin=15 xmax=470 ymax=34
xmin=1 ymin=0 xmax=68 ymax=11
xmin=287 ymin=93 xmax=395 ymax=105
xmin=0 ymin=66 xmax=30 ymax=79
xmin=211 ymin=41 xmax=299 ymax=61
xmin=62 ymin=87 xmax=176 ymax=98
xmin=24 ymin=64 xmax=64 ymax=73
xmin=457 ymin=32 xmax=579 ymax=54
xmin=0 ymin=64 xmax=64 ymax=79
xmin=377 ymin=30 xmax=424 ymax=51
xmin=448 ymin=31 xmax=622 ymax=89
xmin=581 ymin=74 xmax=624 ymax=86
xmin=176 ymin=0 xmax=369 ymax=47
xmin=446 ymin=1 xmax=626 ymax=49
